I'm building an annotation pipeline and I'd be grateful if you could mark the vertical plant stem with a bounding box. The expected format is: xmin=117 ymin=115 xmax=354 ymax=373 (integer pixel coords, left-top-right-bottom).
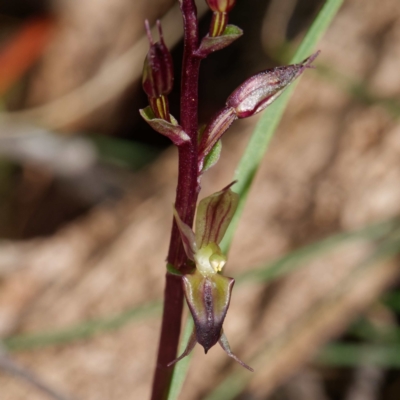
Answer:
xmin=168 ymin=0 xmax=201 ymax=267
xmin=151 ymin=275 xmax=185 ymax=400
xmin=151 ymin=1 xmax=201 ymax=399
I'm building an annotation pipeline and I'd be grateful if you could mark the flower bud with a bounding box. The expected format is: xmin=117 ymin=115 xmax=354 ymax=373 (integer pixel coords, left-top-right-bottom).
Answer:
xmin=226 ymin=51 xmax=319 ymax=118
xmin=206 ymin=0 xmax=236 ymax=37
xmin=209 ymin=12 xmax=228 ymax=37
xmin=142 ymin=20 xmax=174 ymax=120
xmin=206 ymin=0 xmax=236 ymax=12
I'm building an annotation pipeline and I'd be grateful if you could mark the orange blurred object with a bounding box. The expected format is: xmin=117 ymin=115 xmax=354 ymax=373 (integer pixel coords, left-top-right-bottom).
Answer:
xmin=0 ymin=17 xmax=54 ymax=96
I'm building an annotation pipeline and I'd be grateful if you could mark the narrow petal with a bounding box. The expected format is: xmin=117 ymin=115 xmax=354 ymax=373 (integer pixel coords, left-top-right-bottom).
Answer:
xmin=173 ymin=207 xmax=197 ymax=261
xmin=219 ymin=331 xmax=254 ymax=372
xmin=195 ymin=182 xmax=239 ymax=248
xmin=167 ymin=328 xmax=197 ymax=367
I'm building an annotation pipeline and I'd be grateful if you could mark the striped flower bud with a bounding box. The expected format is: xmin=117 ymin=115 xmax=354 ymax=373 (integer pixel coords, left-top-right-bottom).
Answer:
xmin=227 ymin=51 xmax=320 ymax=118
xmin=142 ymin=20 xmax=174 ymax=121
xmin=206 ymin=0 xmax=236 ymax=12
xmin=205 ymin=0 xmax=236 ymax=37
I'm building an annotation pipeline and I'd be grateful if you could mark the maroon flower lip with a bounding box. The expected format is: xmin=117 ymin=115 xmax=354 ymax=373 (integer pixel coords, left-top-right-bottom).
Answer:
xmin=183 ymin=272 xmax=234 ymax=353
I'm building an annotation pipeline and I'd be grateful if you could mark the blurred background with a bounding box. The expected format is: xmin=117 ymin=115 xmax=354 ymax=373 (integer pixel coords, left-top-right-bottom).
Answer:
xmin=1 ymin=0 xmax=400 ymax=399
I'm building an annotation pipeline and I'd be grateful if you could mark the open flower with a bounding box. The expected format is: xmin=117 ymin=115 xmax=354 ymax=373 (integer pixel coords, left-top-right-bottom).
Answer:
xmin=168 ymin=182 xmax=253 ymax=371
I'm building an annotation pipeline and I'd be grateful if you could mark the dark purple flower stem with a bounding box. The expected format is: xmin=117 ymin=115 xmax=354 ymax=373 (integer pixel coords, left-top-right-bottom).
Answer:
xmin=151 ymin=1 xmax=202 ymax=399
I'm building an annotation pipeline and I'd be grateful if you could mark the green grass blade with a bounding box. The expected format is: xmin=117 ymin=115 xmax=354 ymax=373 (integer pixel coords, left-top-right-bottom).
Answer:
xmin=221 ymin=0 xmax=344 ymax=254
xmin=168 ymin=317 xmax=195 ymax=400
xmin=317 ymin=343 xmax=400 ymax=367
xmin=349 ymin=318 xmax=400 ymax=344
xmin=383 ymin=291 xmax=400 ymax=312
xmin=236 ymin=218 xmax=399 ymax=284
xmin=3 ymin=302 xmax=161 ymax=351
xmin=204 ymin=369 xmax=248 ymax=400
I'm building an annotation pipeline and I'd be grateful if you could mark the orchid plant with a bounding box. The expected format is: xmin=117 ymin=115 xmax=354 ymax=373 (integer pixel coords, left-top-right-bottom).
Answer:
xmin=140 ymin=1 xmax=318 ymax=398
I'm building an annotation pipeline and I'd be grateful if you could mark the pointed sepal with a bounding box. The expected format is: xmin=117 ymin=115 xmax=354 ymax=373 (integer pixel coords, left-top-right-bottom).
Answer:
xmin=195 ymin=182 xmax=239 ymax=248
xmin=139 ymin=106 xmax=190 ymax=146
xmin=167 ymin=328 xmax=197 ymax=367
xmin=183 ymin=270 xmax=234 ymax=353
xmin=173 ymin=207 xmax=197 ymax=261
xmin=197 ymin=25 xmax=243 ymax=57
xmin=219 ymin=331 xmax=254 ymax=371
